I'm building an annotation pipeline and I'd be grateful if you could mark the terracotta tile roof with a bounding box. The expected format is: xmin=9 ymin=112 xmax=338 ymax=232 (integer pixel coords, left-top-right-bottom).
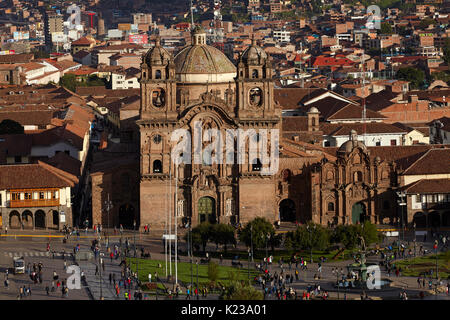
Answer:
xmin=320 ymin=122 xmax=406 ymax=136
xmin=403 ymin=148 xmax=450 ymax=175
xmin=75 ymin=86 xmax=140 ymax=98
xmin=274 ymin=88 xmax=325 ymax=110
xmin=403 ymin=178 xmax=450 ymax=194
xmin=323 ymin=145 xmax=439 ymax=171
xmin=282 ymin=116 xmax=309 ymax=132
xmin=0 ymin=162 xmax=77 ymax=189
xmin=0 ymin=134 xmax=32 ymax=163
xmin=327 ymin=104 xmax=387 ymax=121
xmin=0 ymin=53 xmax=34 ymax=64
xmin=44 ymin=151 xmax=82 ymax=177
xmin=0 ymin=107 xmax=56 ymax=126
xmin=30 ymin=125 xmax=84 ymax=150
xmin=71 ymin=36 xmax=96 ymax=46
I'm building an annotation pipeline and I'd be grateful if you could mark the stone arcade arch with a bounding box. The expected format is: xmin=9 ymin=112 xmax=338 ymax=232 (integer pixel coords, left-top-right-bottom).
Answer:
xmin=9 ymin=211 xmax=21 ymax=229
xmin=22 ymin=210 xmax=33 ymax=229
xmin=119 ymin=204 xmax=137 ymax=229
xmin=279 ymin=199 xmax=296 ymax=222
xmin=413 ymin=212 xmax=426 ymax=228
xmin=35 ymin=210 xmax=46 ymax=229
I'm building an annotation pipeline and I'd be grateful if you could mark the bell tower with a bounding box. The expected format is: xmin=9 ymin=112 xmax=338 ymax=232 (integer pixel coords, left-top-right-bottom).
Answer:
xmin=235 ymin=36 xmax=276 ymax=119
xmin=140 ymin=36 xmax=177 ymax=121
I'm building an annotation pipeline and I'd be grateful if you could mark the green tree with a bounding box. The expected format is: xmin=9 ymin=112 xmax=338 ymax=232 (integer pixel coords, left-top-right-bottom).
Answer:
xmin=286 ymin=222 xmax=330 ymax=251
xmin=238 ymin=218 xmax=277 ymax=251
xmin=60 ymin=73 xmax=78 ymax=92
xmin=331 ymin=221 xmax=380 ymax=249
xmin=443 ymin=39 xmax=450 ymax=65
xmin=0 ymin=119 xmax=24 ymax=135
xmin=380 ymin=22 xmax=392 ymax=34
xmin=207 ymin=261 xmax=219 ymax=284
xmin=190 ymin=222 xmax=212 ymax=254
xmin=396 ymin=67 xmax=425 ymax=89
xmin=210 ymin=224 xmax=236 ymax=253
xmin=222 ymin=281 xmax=264 ymax=300
xmin=419 ymin=17 xmax=435 ymax=29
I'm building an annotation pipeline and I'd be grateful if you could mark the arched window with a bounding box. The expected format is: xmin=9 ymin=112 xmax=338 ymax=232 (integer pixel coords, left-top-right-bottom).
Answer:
xmin=155 ymin=70 xmax=161 ymax=79
xmin=282 ymin=169 xmax=291 ymax=182
xmin=252 ymin=158 xmax=262 ymax=171
xmin=153 ymin=160 xmax=162 ymax=173
xmin=312 ymin=117 xmax=316 ymax=127
xmin=252 ymin=69 xmax=259 ymax=79
xmin=354 ymin=171 xmax=363 ymax=182
xmin=328 ymin=202 xmax=335 ymax=211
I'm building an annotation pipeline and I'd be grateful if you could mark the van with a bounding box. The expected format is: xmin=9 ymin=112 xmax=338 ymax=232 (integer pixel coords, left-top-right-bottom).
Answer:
xmin=13 ymin=257 xmax=25 ymax=274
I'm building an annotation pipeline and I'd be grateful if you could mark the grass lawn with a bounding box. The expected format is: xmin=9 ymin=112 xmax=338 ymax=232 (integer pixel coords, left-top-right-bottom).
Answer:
xmin=202 ymin=248 xmax=355 ymax=263
xmin=395 ymin=252 xmax=450 ymax=279
xmin=128 ymin=258 xmax=259 ymax=292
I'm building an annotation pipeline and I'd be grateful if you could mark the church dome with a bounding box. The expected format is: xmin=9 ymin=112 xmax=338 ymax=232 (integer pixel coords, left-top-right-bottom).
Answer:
xmin=240 ymin=37 xmax=268 ymax=66
xmin=338 ymin=130 xmax=367 ymax=154
xmin=308 ymin=106 xmax=320 ymax=113
xmin=174 ymin=27 xmax=236 ymax=83
xmin=144 ymin=37 xmax=171 ymax=66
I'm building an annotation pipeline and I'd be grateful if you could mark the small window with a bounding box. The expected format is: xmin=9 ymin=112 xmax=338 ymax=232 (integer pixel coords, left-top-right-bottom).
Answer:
xmin=327 ymin=202 xmax=335 ymax=211
xmin=376 ymin=141 xmax=381 ymax=146
xmin=12 ymin=193 xmax=19 ymax=201
xmin=252 ymin=158 xmax=262 ymax=171
xmin=24 ymin=192 xmax=32 ymax=200
xmin=324 ymin=141 xmax=330 ymax=147
xmin=153 ymin=160 xmax=162 ymax=173
xmin=155 ymin=70 xmax=161 ymax=79
xmin=153 ymin=134 xmax=162 ymax=144
xmin=390 ymin=139 xmax=397 ymax=146
xmin=14 ymin=156 xmax=21 ymax=163
xmin=39 ymin=192 xmax=45 ymax=200
xmin=354 ymin=171 xmax=363 ymax=182
xmin=252 ymin=69 xmax=259 ymax=78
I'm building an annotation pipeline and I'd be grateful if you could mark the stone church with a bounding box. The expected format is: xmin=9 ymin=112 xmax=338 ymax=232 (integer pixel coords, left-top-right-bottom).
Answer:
xmin=138 ymin=26 xmax=282 ymax=229
xmin=91 ymin=27 xmax=403 ymax=230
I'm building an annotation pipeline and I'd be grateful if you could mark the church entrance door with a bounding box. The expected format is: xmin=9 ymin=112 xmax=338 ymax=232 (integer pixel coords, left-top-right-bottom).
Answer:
xmin=352 ymin=202 xmax=366 ymax=224
xmin=198 ymin=197 xmax=216 ymax=224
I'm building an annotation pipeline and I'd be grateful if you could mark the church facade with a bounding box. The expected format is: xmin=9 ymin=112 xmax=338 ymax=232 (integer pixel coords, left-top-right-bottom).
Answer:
xmin=119 ymin=27 xmax=402 ymax=231
xmin=137 ymin=28 xmax=282 ymax=229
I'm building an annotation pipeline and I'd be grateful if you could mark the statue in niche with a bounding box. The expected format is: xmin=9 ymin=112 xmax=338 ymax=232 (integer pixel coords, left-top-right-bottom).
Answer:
xmin=249 ymin=87 xmax=262 ymax=106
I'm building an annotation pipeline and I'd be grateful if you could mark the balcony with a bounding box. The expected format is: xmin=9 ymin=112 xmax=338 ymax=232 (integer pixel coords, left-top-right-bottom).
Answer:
xmin=8 ymin=198 xmax=60 ymax=208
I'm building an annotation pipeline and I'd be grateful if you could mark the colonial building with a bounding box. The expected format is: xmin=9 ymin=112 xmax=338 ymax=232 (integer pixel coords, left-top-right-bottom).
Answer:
xmin=312 ymin=130 xmax=397 ymax=227
xmin=0 ymin=161 xmax=77 ymax=230
xmin=137 ymin=27 xmax=281 ymax=229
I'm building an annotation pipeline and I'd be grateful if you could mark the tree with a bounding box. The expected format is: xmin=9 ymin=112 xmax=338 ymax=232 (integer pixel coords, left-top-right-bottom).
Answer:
xmin=286 ymin=222 xmax=330 ymax=251
xmin=396 ymin=67 xmax=425 ymax=89
xmin=207 ymin=261 xmax=219 ymax=284
xmin=210 ymin=224 xmax=236 ymax=253
xmin=0 ymin=119 xmax=24 ymax=135
xmin=222 ymin=281 xmax=264 ymax=300
xmin=238 ymin=218 xmax=276 ymax=251
xmin=60 ymin=73 xmax=78 ymax=92
xmin=380 ymin=22 xmax=392 ymax=35
xmin=189 ymin=222 xmax=212 ymax=254
xmin=331 ymin=221 xmax=380 ymax=249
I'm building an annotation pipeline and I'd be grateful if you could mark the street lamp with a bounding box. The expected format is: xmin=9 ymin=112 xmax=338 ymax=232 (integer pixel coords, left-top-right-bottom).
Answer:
xmin=396 ymin=191 xmax=406 ymax=242
xmin=307 ymin=225 xmax=315 ymax=264
xmin=248 ymin=248 xmax=251 ymax=285
xmin=134 ymin=220 xmax=138 ymax=287
xmin=104 ymin=194 xmax=113 ymax=231
xmin=196 ymin=260 xmax=199 ymax=300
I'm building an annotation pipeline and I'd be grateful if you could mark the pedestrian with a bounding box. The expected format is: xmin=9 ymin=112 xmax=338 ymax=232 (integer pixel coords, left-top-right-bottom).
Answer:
xmin=46 ymin=286 xmax=49 ymax=295
xmin=109 ymin=273 xmax=112 ymax=285
xmin=95 ymin=265 xmax=99 ymax=276
xmin=148 ymin=272 xmax=152 ymax=283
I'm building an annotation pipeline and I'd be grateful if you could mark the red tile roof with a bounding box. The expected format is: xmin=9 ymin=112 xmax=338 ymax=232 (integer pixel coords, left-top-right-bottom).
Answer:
xmin=0 ymin=162 xmax=77 ymax=189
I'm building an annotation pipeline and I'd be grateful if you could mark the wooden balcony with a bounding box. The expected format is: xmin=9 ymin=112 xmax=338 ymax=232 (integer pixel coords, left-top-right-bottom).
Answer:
xmin=8 ymin=199 xmax=60 ymax=208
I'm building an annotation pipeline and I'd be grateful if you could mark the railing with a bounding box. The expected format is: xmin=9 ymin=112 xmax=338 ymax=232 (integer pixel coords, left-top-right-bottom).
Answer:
xmin=8 ymin=199 xmax=59 ymax=208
